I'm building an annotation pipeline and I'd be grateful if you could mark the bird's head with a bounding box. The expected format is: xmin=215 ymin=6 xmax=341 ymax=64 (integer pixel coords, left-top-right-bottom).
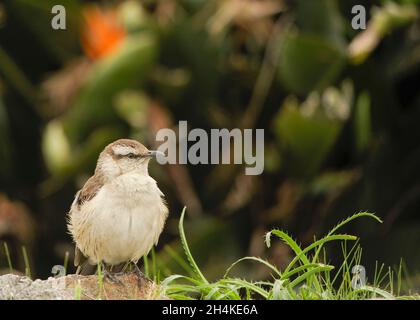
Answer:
xmin=96 ymin=139 xmax=162 ymax=180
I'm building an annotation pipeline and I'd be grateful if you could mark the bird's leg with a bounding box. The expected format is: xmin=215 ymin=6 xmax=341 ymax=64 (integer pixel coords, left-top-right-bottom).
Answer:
xmin=132 ymin=263 xmax=144 ymax=278
xmin=76 ymin=260 xmax=96 ymax=276
xmin=120 ymin=261 xmax=130 ymax=273
xmin=107 ymin=262 xmax=129 ymax=277
xmin=99 ymin=262 xmax=123 ymax=286
xmin=130 ymin=262 xmax=152 ymax=288
xmin=76 ymin=266 xmax=82 ymax=275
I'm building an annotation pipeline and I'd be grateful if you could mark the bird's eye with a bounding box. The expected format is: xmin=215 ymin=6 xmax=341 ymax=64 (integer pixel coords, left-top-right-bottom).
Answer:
xmin=127 ymin=153 xmax=137 ymax=159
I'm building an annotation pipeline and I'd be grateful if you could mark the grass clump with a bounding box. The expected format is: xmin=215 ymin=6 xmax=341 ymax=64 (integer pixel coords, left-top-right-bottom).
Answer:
xmin=158 ymin=208 xmax=416 ymax=300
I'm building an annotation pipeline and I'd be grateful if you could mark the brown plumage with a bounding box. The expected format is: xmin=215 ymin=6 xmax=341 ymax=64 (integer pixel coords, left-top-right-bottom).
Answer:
xmin=67 ymin=139 xmax=168 ymax=275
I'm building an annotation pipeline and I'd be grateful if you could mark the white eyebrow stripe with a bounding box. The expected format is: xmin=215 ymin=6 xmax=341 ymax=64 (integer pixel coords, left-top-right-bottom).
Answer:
xmin=112 ymin=145 xmax=137 ymax=156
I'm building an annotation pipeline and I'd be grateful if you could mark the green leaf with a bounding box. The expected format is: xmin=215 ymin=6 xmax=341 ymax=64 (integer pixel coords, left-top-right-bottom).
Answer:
xmin=278 ymin=33 xmax=346 ymax=94
xmin=273 ymin=101 xmax=342 ymax=177
xmin=296 ymin=0 xmax=346 ymax=47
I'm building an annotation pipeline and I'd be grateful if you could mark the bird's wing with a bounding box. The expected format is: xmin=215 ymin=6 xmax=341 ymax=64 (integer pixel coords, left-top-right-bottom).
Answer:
xmin=74 ymin=245 xmax=87 ymax=268
xmin=74 ymin=175 xmax=103 ymax=209
xmin=70 ymin=175 xmax=104 ymax=269
xmin=74 ymin=246 xmax=96 ymax=275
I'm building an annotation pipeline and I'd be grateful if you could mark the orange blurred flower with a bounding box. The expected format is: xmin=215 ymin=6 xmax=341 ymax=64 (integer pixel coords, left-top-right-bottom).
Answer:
xmin=81 ymin=5 xmax=126 ymax=60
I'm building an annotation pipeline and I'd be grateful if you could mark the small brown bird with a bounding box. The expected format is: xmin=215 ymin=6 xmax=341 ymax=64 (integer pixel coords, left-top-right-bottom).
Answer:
xmin=67 ymin=139 xmax=168 ymax=277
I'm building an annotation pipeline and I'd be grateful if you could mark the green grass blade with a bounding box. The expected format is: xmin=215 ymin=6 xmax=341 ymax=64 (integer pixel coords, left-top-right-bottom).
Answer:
xmin=74 ymin=280 xmax=82 ymax=300
xmin=224 ymin=256 xmax=281 ymax=278
xmin=285 ymin=234 xmax=357 ymax=273
xmin=288 ymin=265 xmax=334 ymax=290
xmin=353 ymin=286 xmax=395 ymax=300
xmin=266 ymin=229 xmax=322 ymax=291
xmin=266 ymin=230 xmax=310 ymax=265
xmin=163 ymin=245 xmax=196 ymax=277
xmin=161 ymin=274 xmax=190 ymax=287
xmin=179 ymin=207 xmax=208 ymax=284
xmin=222 ymin=278 xmax=269 ymax=299
xmin=281 ymin=263 xmax=329 ymax=281
xmin=63 ymin=251 xmax=69 ymax=276
xmin=313 ymin=212 xmax=381 ymax=263
xmin=151 ymin=247 xmax=157 ymax=281
xmin=143 ymin=253 xmax=149 ymax=278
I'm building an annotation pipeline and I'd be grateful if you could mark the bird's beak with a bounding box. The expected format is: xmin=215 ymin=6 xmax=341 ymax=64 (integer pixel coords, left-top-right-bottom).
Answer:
xmin=147 ymin=150 xmax=165 ymax=158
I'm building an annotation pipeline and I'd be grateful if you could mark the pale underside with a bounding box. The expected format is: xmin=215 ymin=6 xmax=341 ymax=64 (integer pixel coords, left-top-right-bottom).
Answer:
xmin=68 ymin=173 xmax=168 ymax=266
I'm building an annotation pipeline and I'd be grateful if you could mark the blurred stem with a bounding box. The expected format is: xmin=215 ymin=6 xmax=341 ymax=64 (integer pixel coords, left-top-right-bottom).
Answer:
xmin=212 ymin=17 xmax=292 ymax=216
xmin=3 ymin=242 xmax=13 ymax=273
xmin=240 ymin=16 xmax=292 ymax=129
xmin=63 ymin=251 xmax=69 ymax=276
xmin=354 ymin=91 xmax=371 ymax=153
xmin=22 ymin=246 xmax=31 ymax=279
xmin=0 ymin=46 xmax=39 ymax=112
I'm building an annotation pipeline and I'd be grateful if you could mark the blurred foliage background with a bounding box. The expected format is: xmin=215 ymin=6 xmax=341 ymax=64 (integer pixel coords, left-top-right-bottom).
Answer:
xmin=0 ymin=0 xmax=419 ymax=291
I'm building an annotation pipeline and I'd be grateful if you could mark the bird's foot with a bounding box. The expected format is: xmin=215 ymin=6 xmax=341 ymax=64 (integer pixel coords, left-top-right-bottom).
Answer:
xmin=108 ymin=262 xmax=150 ymax=288
xmin=99 ymin=264 xmax=123 ymax=286
xmin=104 ymin=271 xmax=124 ymax=286
xmin=131 ymin=263 xmax=151 ymax=288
